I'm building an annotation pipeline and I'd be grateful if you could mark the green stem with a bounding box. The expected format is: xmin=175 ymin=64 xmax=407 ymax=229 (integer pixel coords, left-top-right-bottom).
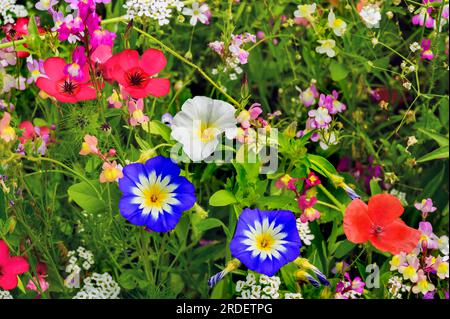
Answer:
xmin=317 ymin=184 xmax=345 ymax=214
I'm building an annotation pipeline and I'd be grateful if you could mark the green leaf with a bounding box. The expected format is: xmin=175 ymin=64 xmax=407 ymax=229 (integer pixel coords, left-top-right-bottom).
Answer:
xmin=369 ymin=178 xmax=382 ymax=196
xmin=334 ymin=240 xmax=356 ymax=259
xmin=209 ymin=190 xmax=237 ymax=207
xmin=416 ymin=145 xmax=449 ymax=163
xmin=143 ymin=120 xmax=172 ymax=142
xmin=67 ymin=181 xmax=106 ymax=213
xmin=329 ymin=61 xmax=349 ymax=82
xmin=417 ymin=128 xmax=449 ymax=147
xmin=307 ymin=154 xmax=338 ymax=177
xmin=196 ymin=218 xmax=231 ymax=239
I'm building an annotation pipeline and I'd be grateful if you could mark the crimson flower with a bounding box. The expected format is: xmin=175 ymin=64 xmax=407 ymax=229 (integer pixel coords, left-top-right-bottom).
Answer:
xmin=344 ymin=194 xmax=421 ymax=255
xmin=0 ymin=240 xmax=29 ymax=290
xmin=104 ymin=49 xmax=170 ymax=99
xmin=2 ymin=17 xmax=45 ymax=58
xmin=36 ymin=57 xmax=97 ymax=103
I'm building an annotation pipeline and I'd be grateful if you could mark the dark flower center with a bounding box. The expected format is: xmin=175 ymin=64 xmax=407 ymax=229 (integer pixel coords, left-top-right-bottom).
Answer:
xmin=126 ymin=67 xmax=149 ymax=88
xmin=57 ymin=79 xmax=80 ymax=96
xmin=372 ymin=225 xmax=383 ymax=235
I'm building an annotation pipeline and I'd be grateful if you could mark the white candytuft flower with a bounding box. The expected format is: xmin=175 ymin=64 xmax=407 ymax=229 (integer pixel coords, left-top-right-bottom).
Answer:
xmin=387 ymin=275 xmax=411 ymax=299
xmin=296 ymin=219 xmax=315 ymax=246
xmin=235 ymin=273 xmax=281 ymax=299
xmin=171 ymin=96 xmax=237 ymax=162
xmin=73 ymin=273 xmax=121 ymax=299
xmin=0 ymin=289 xmax=13 ymax=299
xmin=284 ymin=292 xmax=303 ymax=299
xmin=0 ymin=0 xmax=28 ymax=25
xmin=123 ymin=0 xmax=185 ymax=26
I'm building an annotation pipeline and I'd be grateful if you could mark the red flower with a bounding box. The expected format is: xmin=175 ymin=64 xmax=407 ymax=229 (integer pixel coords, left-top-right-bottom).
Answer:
xmin=36 ymin=57 xmax=97 ymax=103
xmin=0 ymin=240 xmax=29 ymax=290
xmin=344 ymin=194 xmax=421 ymax=255
xmin=2 ymin=17 xmax=45 ymax=58
xmin=104 ymin=49 xmax=170 ymax=99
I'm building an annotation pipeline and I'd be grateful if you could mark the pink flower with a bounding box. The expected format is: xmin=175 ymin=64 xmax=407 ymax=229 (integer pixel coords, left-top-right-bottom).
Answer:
xmin=248 ymin=103 xmax=262 ymax=120
xmin=418 ymin=221 xmax=439 ymax=250
xmin=420 ymin=39 xmax=434 ymax=60
xmin=414 ymin=198 xmax=437 ymax=217
xmin=0 ymin=240 xmax=29 ymax=290
xmin=128 ymin=98 xmax=149 ymax=126
xmin=275 ymin=174 xmax=299 ymax=191
xmin=26 ymin=275 xmax=49 ymax=294
xmin=79 ymin=134 xmax=99 ymax=155
xmin=304 ymin=172 xmax=321 ymax=188
xmin=64 ymin=46 xmax=87 ymax=81
xmin=0 ymin=112 xmax=15 ymax=142
xmin=107 ymin=90 xmax=123 ymax=109
xmin=298 ymin=195 xmax=320 ymax=223
xmin=298 ymin=84 xmax=319 ymax=107
xmin=412 ymin=7 xmax=435 ymax=29
xmin=99 ymin=161 xmax=123 ymax=183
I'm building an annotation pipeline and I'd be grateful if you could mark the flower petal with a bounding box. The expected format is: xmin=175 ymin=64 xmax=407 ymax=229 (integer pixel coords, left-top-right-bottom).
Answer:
xmin=344 ymin=199 xmax=372 ymax=243
xmin=0 ymin=274 xmax=18 ymax=290
xmin=368 ymin=194 xmax=404 ymax=226
xmin=370 ymin=219 xmax=421 ymax=255
xmin=43 ymin=57 xmax=66 ymax=80
xmin=140 ymin=49 xmax=167 ymax=76
xmin=4 ymin=256 xmax=29 ymax=275
xmin=144 ymin=78 xmax=170 ymax=97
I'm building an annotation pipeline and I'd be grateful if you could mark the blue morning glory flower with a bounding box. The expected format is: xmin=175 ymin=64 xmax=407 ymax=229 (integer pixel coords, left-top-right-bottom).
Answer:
xmin=118 ymin=156 xmax=196 ymax=232
xmin=230 ymin=208 xmax=302 ymax=276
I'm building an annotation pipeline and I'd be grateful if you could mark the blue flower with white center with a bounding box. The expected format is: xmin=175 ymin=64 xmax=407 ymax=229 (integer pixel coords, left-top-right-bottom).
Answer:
xmin=230 ymin=208 xmax=302 ymax=276
xmin=118 ymin=156 xmax=196 ymax=232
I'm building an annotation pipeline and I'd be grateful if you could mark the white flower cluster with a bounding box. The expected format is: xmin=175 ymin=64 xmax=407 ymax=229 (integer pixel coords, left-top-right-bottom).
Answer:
xmin=0 ymin=0 xmax=27 ymax=25
xmin=235 ymin=273 xmax=281 ymax=299
xmin=73 ymin=273 xmax=121 ymax=299
xmin=296 ymin=219 xmax=314 ymax=246
xmin=359 ymin=4 xmax=382 ymax=29
xmin=123 ymin=0 xmax=185 ymax=26
xmin=387 ymin=276 xmax=411 ymax=299
xmin=64 ymin=246 xmax=95 ymax=288
xmin=284 ymin=292 xmax=303 ymax=299
xmin=0 ymin=289 xmax=13 ymax=299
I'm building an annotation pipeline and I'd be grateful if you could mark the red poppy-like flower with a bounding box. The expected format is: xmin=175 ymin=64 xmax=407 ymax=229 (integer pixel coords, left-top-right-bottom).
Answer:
xmin=104 ymin=49 xmax=170 ymax=99
xmin=36 ymin=57 xmax=97 ymax=103
xmin=2 ymin=17 xmax=45 ymax=58
xmin=344 ymin=194 xmax=421 ymax=255
xmin=0 ymin=240 xmax=29 ymax=290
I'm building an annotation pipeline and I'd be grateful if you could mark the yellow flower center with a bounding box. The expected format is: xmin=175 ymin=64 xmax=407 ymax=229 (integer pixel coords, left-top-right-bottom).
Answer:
xmin=104 ymin=168 xmax=119 ymax=182
xmin=142 ymin=184 xmax=169 ymax=209
xmin=197 ymin=122 xmax=217 ymax=142
xmin=256 ymin=233 xmax=275 ymax=252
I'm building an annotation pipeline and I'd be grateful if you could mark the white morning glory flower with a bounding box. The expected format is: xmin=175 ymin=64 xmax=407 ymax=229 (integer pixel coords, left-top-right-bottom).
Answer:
xmin=171 ymin=96 xmax=237 ymax=161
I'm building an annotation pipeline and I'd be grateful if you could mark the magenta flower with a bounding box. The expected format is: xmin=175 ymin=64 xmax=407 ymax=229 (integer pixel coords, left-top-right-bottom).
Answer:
xmin=298 ymin=84 xmax=319 ymax=107
xmin=412 ymin=7 xmax=435 ymax=29
xmin=420 ymin=39 xmax=434 ymax=60
xmin=64 ymin=46 xmax=87 ymax=81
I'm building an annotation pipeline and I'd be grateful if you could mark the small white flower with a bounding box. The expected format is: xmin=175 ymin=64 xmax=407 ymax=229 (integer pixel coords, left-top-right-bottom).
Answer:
xmin=328 ymin=9 xmax=347 ymax=36
xmin=182 ymin=1 xmax=209 ymax=26
xmin=0 ymin=289 xmax=13 ymax=299
xmin=410 ymin=42 xmax=421 ymax=52
xmin=73 ymin=273 xmax=121 ymax=299
xmin=235 ymin=280 xmax=246 ymax=292
xmin=403 ymin=82 xmax=412 ymax=90
xmin=360 ymin=4 xmax=382 ymax=29
xmin=171 ymin=96 xmax=237 ymax=161
xmin=319 ymin=131 xmax=339 ymax=150
xmin=294 ymin=3 xmax=316 ymax=20
xmin=246 ymin=273 xmax=256 ymax=286
xmin=316 ymin=39 xmax=336 ymax=57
